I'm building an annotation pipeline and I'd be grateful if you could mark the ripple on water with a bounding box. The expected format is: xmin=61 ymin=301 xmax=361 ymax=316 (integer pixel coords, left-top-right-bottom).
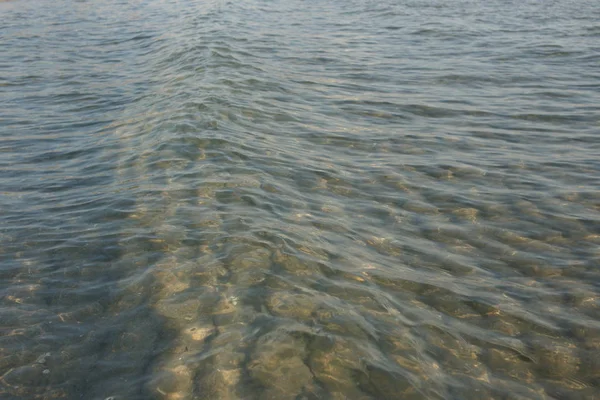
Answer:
xmin=2 ymin=0 xmax=600 ymax=399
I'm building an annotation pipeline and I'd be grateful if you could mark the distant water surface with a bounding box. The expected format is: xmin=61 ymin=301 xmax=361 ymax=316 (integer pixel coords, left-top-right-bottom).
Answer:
xmin=1 ymin=0 xmax=599 ymax=399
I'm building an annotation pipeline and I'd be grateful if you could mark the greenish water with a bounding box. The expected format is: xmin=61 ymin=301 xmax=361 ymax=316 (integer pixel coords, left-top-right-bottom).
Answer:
xmin=1 ymin=0 xmax=599 ymax=399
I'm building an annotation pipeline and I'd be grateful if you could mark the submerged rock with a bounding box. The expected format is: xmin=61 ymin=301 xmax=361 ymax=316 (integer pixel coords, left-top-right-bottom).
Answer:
xmin=308 ymin=336 xmax=372 ymax=399
xmin=248 ymin=331 xmax=313 ymax=399
xmin=266 ymin=291 xmax=317 ymax=321
xmin=196 ymin=368 xmax=241 ymax=400
xmin=536 ymin=344 xmax=580 ymax=378
xmin=229 ymin=247 xmax=272 ymax=272
xmin=357 ymin=364 xmax=420 ymax=400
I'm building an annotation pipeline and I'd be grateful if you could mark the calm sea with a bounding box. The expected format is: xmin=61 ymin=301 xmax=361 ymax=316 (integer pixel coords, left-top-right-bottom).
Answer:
xmin=1 ymin=0 xmax=599 ymax=399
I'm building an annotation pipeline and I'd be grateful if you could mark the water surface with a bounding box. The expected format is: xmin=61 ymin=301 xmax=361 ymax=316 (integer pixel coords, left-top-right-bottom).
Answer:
xmin=1 ymin=0 xmax=600 ymax=399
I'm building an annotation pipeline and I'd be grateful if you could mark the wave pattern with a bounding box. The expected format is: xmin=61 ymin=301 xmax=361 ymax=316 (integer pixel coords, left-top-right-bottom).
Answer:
xmin=1 ymin=0 xmax=600 ymax=399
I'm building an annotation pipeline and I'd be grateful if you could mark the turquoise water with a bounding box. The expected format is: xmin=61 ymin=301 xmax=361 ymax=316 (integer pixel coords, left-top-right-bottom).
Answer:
xmin=1 ymin=0 xmax=599 ymax=399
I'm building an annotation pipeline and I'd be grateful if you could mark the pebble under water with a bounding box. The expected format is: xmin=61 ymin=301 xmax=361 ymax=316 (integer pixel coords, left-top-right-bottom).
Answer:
xmin=1 ymin=0 xmax=600 ymax=399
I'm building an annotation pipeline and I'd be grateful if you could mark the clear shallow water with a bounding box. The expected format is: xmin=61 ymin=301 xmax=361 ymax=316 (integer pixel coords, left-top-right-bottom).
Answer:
xmin=1 ymin=0 xmax=599 ymax=398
